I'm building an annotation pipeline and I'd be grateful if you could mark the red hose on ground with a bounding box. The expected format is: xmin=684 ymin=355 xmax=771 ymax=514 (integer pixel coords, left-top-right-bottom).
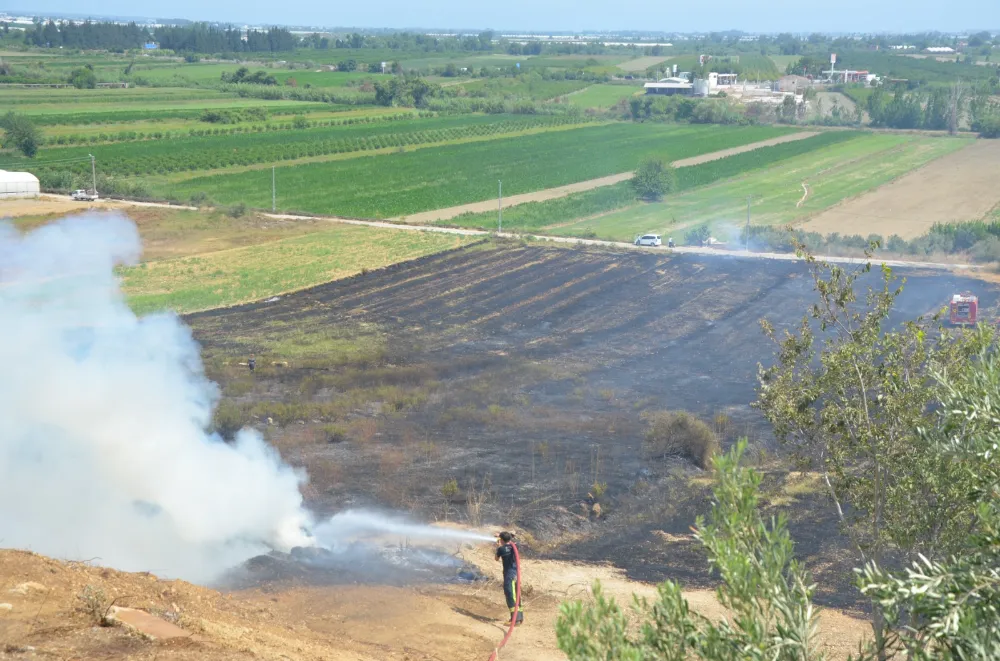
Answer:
xmin=487 ymin=541 xmax=521 ymax=661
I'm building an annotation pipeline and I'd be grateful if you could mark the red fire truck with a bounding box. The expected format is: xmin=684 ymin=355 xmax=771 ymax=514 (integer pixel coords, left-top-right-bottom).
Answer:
xmin=949 ymin=293 xmax=978 ymax=326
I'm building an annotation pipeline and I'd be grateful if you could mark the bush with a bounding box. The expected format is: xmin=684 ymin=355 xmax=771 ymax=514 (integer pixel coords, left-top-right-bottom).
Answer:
xmin=213 ymin=400 xmax=250 ymax=440
xmin=321 ymin=424 xmax=348 ymax=444
xmin=973 ymin=114 xmax=1000 ymax=138
xmin=684 ymin=224 xmax=711 ymax=246
xmin=971 ymin=236 xmax=1000 ymax=263
xmin=227 ymin=202 xmax=248 ymax=218
xmin=644 ymin=410 xmax=719 ymax=468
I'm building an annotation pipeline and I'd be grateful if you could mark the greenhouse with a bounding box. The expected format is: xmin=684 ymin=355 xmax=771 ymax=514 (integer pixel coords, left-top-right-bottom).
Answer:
xmin=0 ymin=170 xmax=40 ymax=199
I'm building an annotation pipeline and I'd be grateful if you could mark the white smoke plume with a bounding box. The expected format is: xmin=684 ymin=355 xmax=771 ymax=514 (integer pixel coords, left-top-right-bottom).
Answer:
xmin=314 ymin=510 xmax=495 ymax=548
xmin=0 ymin=213 xmax=314 ymax=583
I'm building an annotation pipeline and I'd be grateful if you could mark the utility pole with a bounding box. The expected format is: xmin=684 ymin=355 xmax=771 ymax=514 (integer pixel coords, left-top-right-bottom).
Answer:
xmin=744 ymin=195 xmax=751 ymax=252
xmin=272 ymin=166 xmax=276 ymax=212
xmin=89 ymin=154 xmax=97 ymax=195
xmin=498 ymin=180 xmax=502 ymax=234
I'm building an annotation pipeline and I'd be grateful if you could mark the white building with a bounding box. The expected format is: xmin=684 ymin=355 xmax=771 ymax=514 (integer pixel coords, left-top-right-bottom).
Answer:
xmin=0 ymin=170 xmax=40 ymax=199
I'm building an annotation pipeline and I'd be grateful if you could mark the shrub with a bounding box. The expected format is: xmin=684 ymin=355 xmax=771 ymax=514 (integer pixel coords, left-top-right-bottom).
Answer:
xmin=78 ymin=585 xmax=113 ymax=626
xmin=971 ymin=236 xmax=1000 ymax=263
xmin=227 ymin=202 xmax=248 ymax=218
xmin=684 ymin=224 xmax=711 ymax=246
xmin=321 ymin=424 xmax=348 ymax=444
xmin=213 ymin=400 xmax=249 ymax=440
xmin=644 ymin=410 xmax=719 ymax=469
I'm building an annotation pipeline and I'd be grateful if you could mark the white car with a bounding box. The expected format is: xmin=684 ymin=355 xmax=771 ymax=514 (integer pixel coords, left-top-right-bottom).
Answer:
xmin=71 ymin=189 xmax=99 ymax=201
xmin=634 ymin=234 xmax=662 ymax=247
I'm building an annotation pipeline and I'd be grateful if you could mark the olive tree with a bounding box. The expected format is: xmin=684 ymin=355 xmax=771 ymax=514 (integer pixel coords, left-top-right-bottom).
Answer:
xmin=855 ymin=344 xmax=1000 ymax=660
xmin=754 ymin=247 xmax=995 ymax=652
xmin=556 ymin=440 xmax=823 ymax=661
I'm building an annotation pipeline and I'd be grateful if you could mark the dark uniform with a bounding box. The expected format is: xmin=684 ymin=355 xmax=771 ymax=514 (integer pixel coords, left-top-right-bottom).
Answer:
xmin=495 ymin=542 xmax=523 ymax=624
xmin=248 ymin=357 xmax=256 ymax=373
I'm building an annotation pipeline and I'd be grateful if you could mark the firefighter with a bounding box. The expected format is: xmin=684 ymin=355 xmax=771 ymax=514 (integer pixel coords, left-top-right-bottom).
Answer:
xmin=667 ymin=237 xmax=675 ymax=248
xmin=248 ymin=355 xmax=256 ymax=374
xmin=495 ymin=531 xmax=523 ymax=625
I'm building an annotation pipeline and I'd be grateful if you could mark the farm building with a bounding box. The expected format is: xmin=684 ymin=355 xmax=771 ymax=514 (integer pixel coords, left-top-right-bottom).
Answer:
xmin=644 ymin=77 xmax=694 ymax=96
xmin=0 ymin=170 xmax=40 ymax=199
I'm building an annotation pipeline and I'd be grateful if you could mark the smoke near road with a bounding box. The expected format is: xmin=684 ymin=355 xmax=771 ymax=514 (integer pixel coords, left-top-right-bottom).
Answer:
xmin=0 ymin=214 xmax=313 ymax=583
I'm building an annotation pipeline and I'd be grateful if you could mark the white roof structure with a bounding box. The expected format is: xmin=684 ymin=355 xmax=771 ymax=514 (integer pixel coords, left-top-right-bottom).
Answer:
xmin=0 ymin=170 xmax=40 ymax=199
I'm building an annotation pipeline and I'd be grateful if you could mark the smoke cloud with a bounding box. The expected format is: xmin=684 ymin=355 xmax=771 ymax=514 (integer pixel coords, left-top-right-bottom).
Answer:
xmin=0 ymin=213 xmax=314 ymax=583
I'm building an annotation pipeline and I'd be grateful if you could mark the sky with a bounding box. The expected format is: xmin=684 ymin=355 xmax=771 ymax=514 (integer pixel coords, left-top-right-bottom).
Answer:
xmin=7 ymin=0 xmax=999 ymax=34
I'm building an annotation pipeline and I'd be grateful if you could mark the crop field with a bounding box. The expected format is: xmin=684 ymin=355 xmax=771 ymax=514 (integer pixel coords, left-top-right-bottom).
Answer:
xmin=549 ymin=134 xmax=971 ymax=241
xmin=524 ymin=54 xmax=632 ymax=68
xmin=22 ymin=114 xmax=590 ymax=178
xmin=457 ymin=76 xmax=593 ymax=100
xmin=186 ymin=242 xmax=1000 ymax=589
xmin=838 ymin=51 xmax=999 ymax=83
xmin=567 ymin=84 xmax=643 ymax=108
xmin=441 ymin=131 xmax=857 ymax=232
xmin=617 ymin=55 xmax=673 ymax=72
xmin=38 ymin=106 xmax=405 ymax=139
xmin=134 ymin=63 xmax=385 ymax=88
xmin=162 ymin=123 xmax=791 ymax=217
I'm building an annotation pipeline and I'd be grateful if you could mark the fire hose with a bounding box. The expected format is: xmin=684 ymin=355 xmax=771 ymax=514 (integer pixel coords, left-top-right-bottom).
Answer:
xmin=487 ymin=541 xmax=521 ymax=661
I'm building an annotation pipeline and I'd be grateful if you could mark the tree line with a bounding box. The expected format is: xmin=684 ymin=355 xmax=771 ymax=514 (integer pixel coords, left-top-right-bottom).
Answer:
xmin=22 ymin=21 xmax=296 ymax=53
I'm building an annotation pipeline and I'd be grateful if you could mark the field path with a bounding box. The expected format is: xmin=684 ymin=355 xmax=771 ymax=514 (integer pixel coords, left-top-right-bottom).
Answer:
xmin=796 ymin=182 xmax=810 ymax=208
xmin=399 ymin=132 xmax=819 ymax=224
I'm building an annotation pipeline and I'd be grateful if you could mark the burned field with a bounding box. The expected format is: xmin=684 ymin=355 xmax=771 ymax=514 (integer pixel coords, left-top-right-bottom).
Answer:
xmin=187 ymin=243 xmax=1000 ymax=600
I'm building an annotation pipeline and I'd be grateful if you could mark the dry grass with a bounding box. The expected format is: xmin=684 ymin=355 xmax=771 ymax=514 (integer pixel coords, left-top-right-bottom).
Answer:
xmin=123 ymin=223 xmax=475 ymax=314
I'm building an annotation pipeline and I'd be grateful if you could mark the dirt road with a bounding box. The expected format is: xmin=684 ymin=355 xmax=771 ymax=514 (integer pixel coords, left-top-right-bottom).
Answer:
xmin=800 ymin=140 xmax=1000 ymax=239
xmin=398 ymin=132 xmax=819 ymax=224
xmin=1 ymin=194 xmax=977 ymax=271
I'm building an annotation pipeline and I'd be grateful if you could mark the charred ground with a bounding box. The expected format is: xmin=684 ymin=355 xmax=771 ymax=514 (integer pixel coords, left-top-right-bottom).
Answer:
xmin=187 ymin=242 xmax=1000 ymax=608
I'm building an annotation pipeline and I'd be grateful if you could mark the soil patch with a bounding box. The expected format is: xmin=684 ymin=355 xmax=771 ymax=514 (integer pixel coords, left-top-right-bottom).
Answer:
xmin=800 ymin=140 xmax=1000 ymax=239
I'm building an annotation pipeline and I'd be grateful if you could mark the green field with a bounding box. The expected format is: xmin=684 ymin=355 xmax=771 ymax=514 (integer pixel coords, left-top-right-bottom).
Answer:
xmin=134 ymin=63 xmax=386 ymax=88
xmin=162 ymin=123 xmax=791 ymax=217
xmin=546 ymin=134 xmax=972 ymax=242
xmin=39 ymin=106 xmax=404 ymax=139
xmin=768 ymin=55 xmax=801 ymax=72
xmin=121 ymin=222 xmax=475 ymax=314
xmin=837 ymin=51 xmax=999 ymax=83
xmin=23 ymin=114 xmax=588 ymax=177
xmin=441 ymin=131 xmax=858 ymax=232
xmin=567 ymin=84 xmax=643 ymax=108
xmin=458 ymin=76 xmax=592 ymax=100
